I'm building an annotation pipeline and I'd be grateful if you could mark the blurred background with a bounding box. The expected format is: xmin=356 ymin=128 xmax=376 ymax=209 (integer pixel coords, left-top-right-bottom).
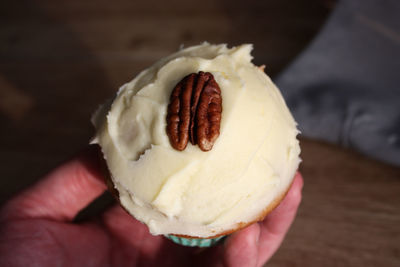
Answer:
xmin=1 ymin=0 xmax=399 ymax=266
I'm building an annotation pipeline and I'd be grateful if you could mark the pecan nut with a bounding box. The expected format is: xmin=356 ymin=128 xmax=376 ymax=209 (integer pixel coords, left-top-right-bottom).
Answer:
xmin=166 ymin=71 xmax=222 ymax=151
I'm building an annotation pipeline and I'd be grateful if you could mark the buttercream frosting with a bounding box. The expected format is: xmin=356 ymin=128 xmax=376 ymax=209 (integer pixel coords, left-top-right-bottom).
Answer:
xmin=92 ymin=43 xmax=301 ymax=238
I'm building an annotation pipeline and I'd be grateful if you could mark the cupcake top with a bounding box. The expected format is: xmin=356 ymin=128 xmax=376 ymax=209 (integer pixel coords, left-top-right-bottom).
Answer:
xmin=92 ymin=43 xmax=301 ymax=238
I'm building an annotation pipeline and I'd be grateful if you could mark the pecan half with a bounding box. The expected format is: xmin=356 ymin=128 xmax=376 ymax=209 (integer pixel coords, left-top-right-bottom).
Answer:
xmin=166 ymin=71 xmax=222 ymax=151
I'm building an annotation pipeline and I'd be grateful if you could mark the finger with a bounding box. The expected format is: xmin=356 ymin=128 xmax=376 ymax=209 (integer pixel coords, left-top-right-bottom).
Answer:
xmin=102 ymin=205 xmax=179 ymax=266
xmin=0 ymin=145 xmax=107 ymax=222
xmin=223 ymin=223 xmax=260 ymax=267
xmin=102 ymin=205 xmax=160 ymax=249
xmin=257 ymin=172 xmax=303 ymax=266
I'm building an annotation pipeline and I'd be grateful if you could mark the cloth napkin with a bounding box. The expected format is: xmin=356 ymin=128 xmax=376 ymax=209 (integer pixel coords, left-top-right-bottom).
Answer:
xmin=276 ymin=0 xmax=400 ymax=166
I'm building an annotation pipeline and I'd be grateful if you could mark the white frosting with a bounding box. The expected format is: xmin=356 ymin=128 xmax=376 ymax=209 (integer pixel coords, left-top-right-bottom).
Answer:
xmin=92 ymin=43 xmax=301 ymax=238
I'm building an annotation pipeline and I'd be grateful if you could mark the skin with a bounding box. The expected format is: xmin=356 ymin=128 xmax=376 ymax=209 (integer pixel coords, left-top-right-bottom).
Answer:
xmin=0 ymin=146 xmax=303 ymax=267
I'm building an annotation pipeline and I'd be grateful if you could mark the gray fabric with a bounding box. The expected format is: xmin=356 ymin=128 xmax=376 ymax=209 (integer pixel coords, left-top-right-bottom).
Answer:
xmin=276 ymin=0 xmax=400 ymax=166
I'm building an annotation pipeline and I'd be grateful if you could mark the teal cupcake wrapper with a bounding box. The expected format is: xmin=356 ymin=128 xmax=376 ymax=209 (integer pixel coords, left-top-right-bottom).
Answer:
xmin=165 ymin=234 xmax=226 ymax=247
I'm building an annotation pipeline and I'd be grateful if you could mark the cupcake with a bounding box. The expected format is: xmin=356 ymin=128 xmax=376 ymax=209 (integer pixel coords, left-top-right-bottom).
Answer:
xmin=91 ymin=43 xmax=301 ymax=247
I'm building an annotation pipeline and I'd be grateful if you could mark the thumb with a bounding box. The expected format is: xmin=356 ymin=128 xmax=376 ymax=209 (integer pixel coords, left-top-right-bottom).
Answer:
xmin=0 ymin=145 xmax=107 ymax=222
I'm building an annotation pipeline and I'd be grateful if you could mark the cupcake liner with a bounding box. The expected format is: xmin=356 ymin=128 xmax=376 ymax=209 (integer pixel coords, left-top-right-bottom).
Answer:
xmin=165 ymin=234 xmax=226 ymax=247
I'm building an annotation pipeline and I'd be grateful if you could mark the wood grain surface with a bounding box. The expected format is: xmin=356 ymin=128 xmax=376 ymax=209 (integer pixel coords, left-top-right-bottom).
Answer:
xmin=272 ymin=138 xmax=400 ymax=267
xmin=1 ymin=0 xmax=399 ymax=266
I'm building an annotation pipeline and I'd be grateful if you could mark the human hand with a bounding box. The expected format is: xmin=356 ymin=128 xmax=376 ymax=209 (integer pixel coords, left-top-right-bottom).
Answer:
xmin=0 ymin=146 xmax=303 ymax=267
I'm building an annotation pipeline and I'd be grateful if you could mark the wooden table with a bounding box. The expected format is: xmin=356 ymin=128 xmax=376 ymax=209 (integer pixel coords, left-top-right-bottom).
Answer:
xmin=1 ymin=0 xmax=399 ymax=266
